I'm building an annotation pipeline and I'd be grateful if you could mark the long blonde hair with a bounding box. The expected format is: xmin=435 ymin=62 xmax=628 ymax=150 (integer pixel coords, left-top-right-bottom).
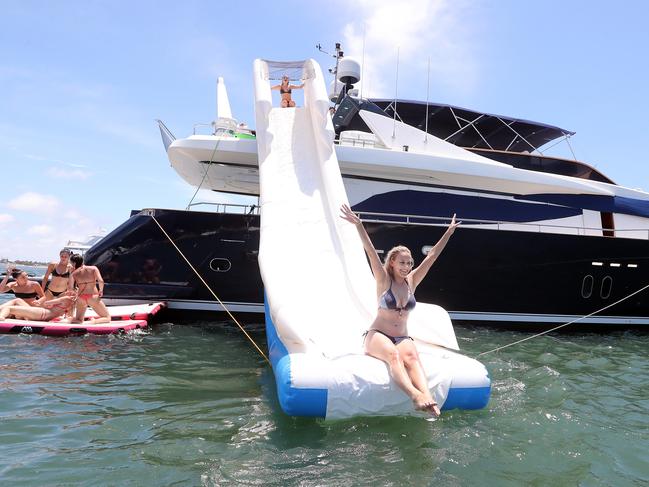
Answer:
xmin=383 ymin=245 xmax=412 ymax=279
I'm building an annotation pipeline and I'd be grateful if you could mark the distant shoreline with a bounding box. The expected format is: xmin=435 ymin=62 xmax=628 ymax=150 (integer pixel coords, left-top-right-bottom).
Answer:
xmin=0 ymin=259 xmax=48 ymax=267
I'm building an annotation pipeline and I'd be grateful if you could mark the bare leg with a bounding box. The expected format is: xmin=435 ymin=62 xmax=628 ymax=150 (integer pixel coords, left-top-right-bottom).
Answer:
xmin=364 ymin=331 xmax=432 ymax=412
xmin=1 ymin=305 xmax=50 ymax=321
xmin=87 ymin=297 xmax=110 ymax=324
xmin=398 ymin=340 xmax=440 ymax=416
xmin=72 ymin=300 xmax=88 ymax=323
xmin=0 ymin=298 xmax=30 ymax=309
xmin=280 ymin=99 xmax=288 ymax=108
xmin=288 ymin=100 xmax=296 ymax=107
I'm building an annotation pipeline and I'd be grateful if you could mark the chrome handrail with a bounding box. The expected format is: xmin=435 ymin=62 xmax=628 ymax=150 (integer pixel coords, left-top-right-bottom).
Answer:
xmin=186 ymin=201 xmax=260 ymax=215
xmin=176 ymin=204 xmax=649 ymax=238
xmin=193 ymin=123 xmax=214 ymax=135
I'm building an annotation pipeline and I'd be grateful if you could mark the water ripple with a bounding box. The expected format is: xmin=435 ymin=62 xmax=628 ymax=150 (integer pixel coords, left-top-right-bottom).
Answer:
xmin=0 ymin=323 xmax=647 ymax=486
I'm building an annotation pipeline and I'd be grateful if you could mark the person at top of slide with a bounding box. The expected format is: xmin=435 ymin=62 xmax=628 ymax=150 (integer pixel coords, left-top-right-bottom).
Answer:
xmin=69 ymin=254 xmax=110 ymax=324
xmin=271 ymin=75 xmax=304 ymax=108
xmin=340 ymin=204 xmax=459 ymax=417
xmin=41 ymin=249 xmax=73 ymax=300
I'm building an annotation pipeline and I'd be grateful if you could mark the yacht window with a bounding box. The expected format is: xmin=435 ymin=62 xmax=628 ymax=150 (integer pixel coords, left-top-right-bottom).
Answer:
xmin=600 ymin=276 xmax=613 ymax=299
xmin=581 ymin=275 xmax=594 ymax=299
xmin=210 ymin=258 xmax=232 ymax=272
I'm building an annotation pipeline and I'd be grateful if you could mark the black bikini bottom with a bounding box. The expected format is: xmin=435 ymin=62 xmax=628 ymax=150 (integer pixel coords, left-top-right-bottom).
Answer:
xmin=364 ymin=329 xmax=413 ymax=345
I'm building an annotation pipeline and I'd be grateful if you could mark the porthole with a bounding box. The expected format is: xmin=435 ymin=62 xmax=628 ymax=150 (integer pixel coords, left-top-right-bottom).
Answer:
xmin=209 ymin=258 xmax=231 ymax=272
xmin=581 ymin=275 xmax=594 ymax=299
xmin=600 ymin=276 xmax=613 ymax=299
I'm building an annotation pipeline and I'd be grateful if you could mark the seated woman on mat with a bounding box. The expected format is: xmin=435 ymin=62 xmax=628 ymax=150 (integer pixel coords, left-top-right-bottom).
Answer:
xmin=340 ymin=204 xmax=459 ymax=417
xmin=0 ymin=291 xmax=76 ymax=321
xmin=0 ymin=266 xmax=45 ymax=308
xmin=70 ymin=254 xmax=110 ymax=324
xmin=271 ymin=75 xmax=304 ymax=108
xmin=41 ymin=249 xmax=73 ymax=300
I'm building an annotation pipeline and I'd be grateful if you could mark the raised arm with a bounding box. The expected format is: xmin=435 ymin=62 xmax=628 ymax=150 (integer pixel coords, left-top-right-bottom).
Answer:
xmin=270 ymin=84 xmax=280 ymax=91
xmin=0 ymin=266 xmax=12 ymax=293
xmin=410 ymin=214 xmax=460 ymax=289
xmin=290 ymin=83 xmax=305 ymax=90
xmin=340 ymin=204 xmax=386 ymax=282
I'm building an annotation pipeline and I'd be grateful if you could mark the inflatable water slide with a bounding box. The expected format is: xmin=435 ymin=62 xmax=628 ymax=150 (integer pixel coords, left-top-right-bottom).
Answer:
xmin=253 ymin=58 xmax=490 ymax=419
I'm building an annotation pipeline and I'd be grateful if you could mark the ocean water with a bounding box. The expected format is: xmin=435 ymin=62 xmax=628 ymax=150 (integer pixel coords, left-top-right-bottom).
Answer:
xmin=0 ymin=290 xmax=647 ymax=486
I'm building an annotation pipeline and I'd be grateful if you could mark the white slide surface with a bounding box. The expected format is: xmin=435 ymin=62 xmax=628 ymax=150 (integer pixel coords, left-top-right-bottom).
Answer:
xmin=254 ymin=59 xmax=473 ymax=418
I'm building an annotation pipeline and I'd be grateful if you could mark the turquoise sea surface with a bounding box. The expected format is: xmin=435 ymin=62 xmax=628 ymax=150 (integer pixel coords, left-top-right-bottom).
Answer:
xmin=1 ymin=272 xmax=648 ymax=486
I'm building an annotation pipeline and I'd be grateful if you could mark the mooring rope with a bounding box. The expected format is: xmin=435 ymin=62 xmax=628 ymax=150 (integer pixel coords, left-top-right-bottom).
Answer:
xmin=476 ymin=282 xmax=649 ymax=357
xmin=150 ymin=214 xmax=270 ymax=365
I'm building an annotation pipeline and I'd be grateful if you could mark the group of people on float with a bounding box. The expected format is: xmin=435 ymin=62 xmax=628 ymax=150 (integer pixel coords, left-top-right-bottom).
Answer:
xmin=0 ymin=249 xmax=110 ymax=324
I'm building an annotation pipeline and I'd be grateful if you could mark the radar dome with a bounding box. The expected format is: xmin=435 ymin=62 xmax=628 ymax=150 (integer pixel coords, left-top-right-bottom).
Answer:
xmin=337 ymin=57 xmax=360 ymax=85
xmin=328 ymin=79 xmax=343 ymax=102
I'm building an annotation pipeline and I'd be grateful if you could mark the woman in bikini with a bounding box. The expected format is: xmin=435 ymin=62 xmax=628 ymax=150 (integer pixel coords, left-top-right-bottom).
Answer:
xmin=0 ymin=291 xmax=76 ymax=321
xmin=70 ymin=254 xmax=110 ymax=324
xmin=340 ymin=204 xmax=459 ymax=417
xmin=41 ymin=249 xmax=73 ymax=300
xmin=0 ymin=266 xmax=45 ymax=308
xmin=271 ymin=75 xmax=304 ymax=108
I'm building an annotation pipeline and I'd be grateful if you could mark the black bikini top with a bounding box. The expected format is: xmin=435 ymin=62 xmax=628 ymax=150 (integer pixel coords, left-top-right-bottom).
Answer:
xmin=280 ymin=85 xmax=292 ymax=94
xmin=13 ymin=291 xmax=38 ymax=299
xmin=51 ymin=267 xmax=70 ymax=278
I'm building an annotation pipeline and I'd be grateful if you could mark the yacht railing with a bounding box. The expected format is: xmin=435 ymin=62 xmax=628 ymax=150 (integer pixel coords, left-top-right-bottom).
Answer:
xmin=356 ymin=210 xmax=649 ymax=240
xmin=335 ymin=137 xmax=379 ymax=149
xmin=175 ymin=204 xmax=649 ymax=239
xmin=193 ymin=123 xmax=214 ymax=135
xmin=186 ymin=201 xmax=260 ymax=215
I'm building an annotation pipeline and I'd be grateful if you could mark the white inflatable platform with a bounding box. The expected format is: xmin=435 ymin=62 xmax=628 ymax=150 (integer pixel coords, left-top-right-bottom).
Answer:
xmin=254 ymin=58 xmax=490 ymax=419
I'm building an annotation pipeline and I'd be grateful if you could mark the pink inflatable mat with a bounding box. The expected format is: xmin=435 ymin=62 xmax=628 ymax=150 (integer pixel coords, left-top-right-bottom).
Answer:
xmin=0 ymin=319 xmax=147 ymax=336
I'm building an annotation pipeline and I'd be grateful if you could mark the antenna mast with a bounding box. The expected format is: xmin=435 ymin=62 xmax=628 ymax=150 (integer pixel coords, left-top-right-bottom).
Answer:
xmin=392 ymin=47 xmax=400 ymax=139
xmin=425 ymin=57 xmax=430 ymax=143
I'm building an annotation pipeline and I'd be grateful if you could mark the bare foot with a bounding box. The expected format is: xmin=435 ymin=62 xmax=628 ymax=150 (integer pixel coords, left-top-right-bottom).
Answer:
xmin=413 ymin=393 xmax=435 ymax=413
xmin=428 ymin=402 xmax=441 ymax=417
xmin=414 ymin=393 xmax=440 ymax=417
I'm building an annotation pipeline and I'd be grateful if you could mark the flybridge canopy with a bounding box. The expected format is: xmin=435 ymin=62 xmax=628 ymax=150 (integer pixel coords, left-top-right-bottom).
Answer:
xmin=334 ymin=97 xmax=575 ymax=153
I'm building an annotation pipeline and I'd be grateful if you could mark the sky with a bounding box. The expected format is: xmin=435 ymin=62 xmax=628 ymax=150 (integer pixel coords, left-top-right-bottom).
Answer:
xmin=2 ymin=0 xmax=649 ymax=261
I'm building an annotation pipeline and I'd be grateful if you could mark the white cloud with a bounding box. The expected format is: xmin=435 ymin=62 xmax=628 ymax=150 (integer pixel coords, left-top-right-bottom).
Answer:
xmin=341 ymin=0 xmax=480 ymax=98
xmin=27 ymin=224 xmax=54 ymax=236
xmin=47 ymin=166 xmax=91 ymax=180
xmin=7 ymin=192 xmax=61 ymax=214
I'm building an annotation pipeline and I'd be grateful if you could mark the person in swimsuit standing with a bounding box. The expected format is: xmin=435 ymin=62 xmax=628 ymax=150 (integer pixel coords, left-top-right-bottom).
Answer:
xmin=69 ymin=254 xmax=110 ymax=324
xmin=41 ymin=249 xmax=73 ymax=300
xmin=0 ymin=291 xmax=76 ymax=321
xmin=271 ymin=75 xmax=304 ymax=108
xmin=340 ymin=204 xmax=459 ymax=416
xmin=0 ymin=266 xmax=45 ymax=309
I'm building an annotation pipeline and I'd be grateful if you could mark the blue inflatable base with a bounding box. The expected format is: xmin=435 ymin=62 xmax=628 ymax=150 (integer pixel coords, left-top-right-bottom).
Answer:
xmin=265 ymin=297 xmax=490 ymax=418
